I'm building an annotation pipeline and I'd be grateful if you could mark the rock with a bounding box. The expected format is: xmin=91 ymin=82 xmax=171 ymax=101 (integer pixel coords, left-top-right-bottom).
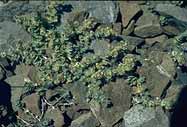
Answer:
xmin=45 ymin=108 xmax=64 ymax=127
xmin=0 ymin=1 xmax=47 ymax=22
xmin=119 ymin=1 xmax=142 ymax=27
xmin=70 ymin=112 xmax=99 ymax=127
xmin=134 ymin=11 xmax=162 ymax=38
xmin=90 ymin=39 xmax=111 ymax=57
xmin=113 ymin=23 xmax=122 ymax=35
xmin=22 ymin=93 xmax=41 ymax=116
xmin=160 ymin=17 xmax=187 ymax=36
xmin=0 ymin=57 xmax=9 ymax=68
xmin=63 ymin=1 xmax=119 ymax=23
xmin=5 ymin=65 xmax=37 ymax=111
xmin=116 ymin=35 xmax=144 ymax=52
xmin=145 ymin=34 xmax=168 ymax=46
xmin=123 ymin=105 xmax=169 ymax=127
xmin=155 ymin=4 xmax=187 ymax=22
xmin=122 ymin=20 xmax=135 ymax=36
xmin=138 ymin=52 xmax=176 ymax=97
xmin=134 ymin=23 xmax=162 ymax=38
xmin=65 ymin=103 xmax=90 ymax=121
xmin=90 ymin=79 xmax=131 ymax=127
xmin=0 ymin=21 xmax=31 ymax=52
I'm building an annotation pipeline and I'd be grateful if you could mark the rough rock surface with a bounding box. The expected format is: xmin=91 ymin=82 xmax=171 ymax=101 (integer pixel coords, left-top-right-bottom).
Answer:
xmin=123 ymin=105 xmax=169 ymax=127
xmin=119 ymin=1 xmax=142 ymax=28
xmin=90 ymin=79 xmax=131 ymax=127
xmin=155 ymin=4 xmax=187 ymax=22
xmin=62 ymin=1 xmax=119 ymax=23
xmin=70 ymin=112 xmax=99 ymax=127
xmin=138 ymin=52 xmax=176 ymax=97
xmin=0 ymin=21 xmax=31 ymax=52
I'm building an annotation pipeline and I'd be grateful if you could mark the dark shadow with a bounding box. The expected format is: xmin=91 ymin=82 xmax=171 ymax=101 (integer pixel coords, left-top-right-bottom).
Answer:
xmin=56 ymin=4 xmax=73 ymax=14
xmin=170 ymin=86 xmax=187 ymax=127
xmin=0 ymin=81 xmax=16 ymax=126
xmin=63 ymin=111 xmax=72 ymax=127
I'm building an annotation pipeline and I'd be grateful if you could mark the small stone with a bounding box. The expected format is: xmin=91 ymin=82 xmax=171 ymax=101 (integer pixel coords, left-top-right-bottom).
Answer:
xmin=70 ymin=112 xmax=99 ymax=127
xmin=123 ymin=105 xmax=169 ymax=127
xmin=119 ymin=1 xmax=142 ymax=27
xmin=90 ymin=79 xmax=131 ymax=127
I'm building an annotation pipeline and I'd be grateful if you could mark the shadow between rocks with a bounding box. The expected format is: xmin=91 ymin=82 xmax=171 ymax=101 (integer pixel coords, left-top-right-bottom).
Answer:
xmin=170 ymin=86 xmax=187 ymax=127
xmin=0 ymin=80 xmax=16 ymax=125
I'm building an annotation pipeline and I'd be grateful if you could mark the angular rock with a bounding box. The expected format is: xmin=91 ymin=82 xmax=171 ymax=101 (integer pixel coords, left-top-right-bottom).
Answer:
xmin=134 ymin=11 xmax=162 ymax=38
xmin=5 ymin=65 xmax=37 ymax=111
xmin=119 ymin=1 xmax=142 ymax=27
xmin=155 ymin=4 xmax=187 ymax=22
xmin=90 ymin=39 xmax=111 ymax=57
xmin=63 ymin=1 xmax=119 ymax=23
xmin=123 ymin=105 xmax=169 ymax=127
xmin=145 ymin=34 xmax=168 ymax=46
xmin=70 ymin=112 xmax=99 ymax=127
xmin=45 ymin=109 xmax=64 ymax=127
xmin=0 ymin=21 xmax=31 ymax=52
xmin=122 ymin=20 xmax=135 ymax=36
xmin=138 ymin=52 xmax=176 ymax=97
xmin=134 ymin=23 xmax=162 ymax=38
xmin=22 ymin=93 xmax=41 ymax=116
xmin=90 ymin=79 xmax=131 ymax=127
xmin=160 ymin=18 xmax=187 ymax=36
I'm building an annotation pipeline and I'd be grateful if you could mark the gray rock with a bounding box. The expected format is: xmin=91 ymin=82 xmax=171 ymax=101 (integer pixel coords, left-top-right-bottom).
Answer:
xmin=122 ymin=20 xmax=135 ymax=36
xmin=90 ymin=79 xmax=131 ymax=127
xmin=134 ymin=23 xmax=162 ymax=38
xmin=45 ymin=109 xmax=64 ymax=127
xmin=90 ymin=39 xmax=111 ymax=57
xmin=119 ymin=1 xmax=142 ymax=28
xmin=145 ymin=35 xmax=168 ymax=46
xmin=70 ymin=112 xmax=99 ymax=127
xmin=138 ymin=52 xmax=176 ymax=97
xmin=0 ymin=1 xmax=47 ymax=22
xmin=0 ymin=21 xmax=31 ymax=52
xmin=123 ymin=105 xmax=169 ymax=127
xmin=63 ymin=1 xmax=119 ymax=23
xmin=134 ymin=11 xmax=162 ymax=38
xmin=155 ymin=4 xmax=187 ymax=22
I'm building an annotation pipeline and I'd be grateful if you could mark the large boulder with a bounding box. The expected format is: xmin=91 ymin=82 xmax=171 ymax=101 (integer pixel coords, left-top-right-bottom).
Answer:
xmin=62 ymin=1 xmax=119 ymax=24
xmin=123 ymin=105 xmax=169 ymax=127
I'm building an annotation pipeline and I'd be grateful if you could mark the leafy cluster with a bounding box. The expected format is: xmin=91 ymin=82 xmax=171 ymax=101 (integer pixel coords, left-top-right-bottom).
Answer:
xmin=1 ymin=2 xmax=137 ymax=106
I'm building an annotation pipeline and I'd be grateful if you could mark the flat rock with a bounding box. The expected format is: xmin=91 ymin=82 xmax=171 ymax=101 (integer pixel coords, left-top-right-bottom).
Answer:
xmin=155 ymin=4 xmax=187 ymax=22
xmin=63 ymin=1 xmax=119 ymax=23
xmin=0 ymin=21 xmax=31 ymax=52
xmin=122 ymin=20 xmax=135 ymax=36
xmin=90 ymin=79 xmax=131 ymax=127
xmin=22 ymin=93 xmax=41 ymax=116
xmin=119 ymin=1 xmax=142 ymax=27
xmin=134 ymin=23 xmax=162 ymax=38
xmin=145 ymin=34 xmax=168 ymax=46
xmin=123 ymin=105 xmax=169 ymax=127
xmin=70 ymin=112 xmax=99 ymax=127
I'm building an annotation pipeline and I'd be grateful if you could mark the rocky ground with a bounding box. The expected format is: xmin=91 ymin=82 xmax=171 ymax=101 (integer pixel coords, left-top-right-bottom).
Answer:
xmin=0 ymin=1 xmax=187 ymax=127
